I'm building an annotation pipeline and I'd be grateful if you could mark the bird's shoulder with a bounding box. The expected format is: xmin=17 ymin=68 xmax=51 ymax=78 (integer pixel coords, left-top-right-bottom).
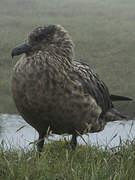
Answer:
xmin=72 ymin=59 xmax=105 ymax=90
xmin=71 ymin=59 xmax=112 ymax=114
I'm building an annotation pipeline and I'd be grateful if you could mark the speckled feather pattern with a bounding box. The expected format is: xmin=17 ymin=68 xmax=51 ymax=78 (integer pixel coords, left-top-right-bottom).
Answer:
xmin=12 ymin=25 xmax=112 ymax=139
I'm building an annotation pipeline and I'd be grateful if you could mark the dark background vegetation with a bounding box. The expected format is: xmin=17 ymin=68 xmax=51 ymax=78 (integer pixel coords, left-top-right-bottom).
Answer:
xmin=0 ymin=0 xmax=134 ymax=115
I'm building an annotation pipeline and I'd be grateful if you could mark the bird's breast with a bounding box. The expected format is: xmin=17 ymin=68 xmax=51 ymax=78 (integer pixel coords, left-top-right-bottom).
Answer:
xmin=12 ymin=57 xmax=103 ymax=134
xmin=12 ymin=57 xmax=80 ymax=111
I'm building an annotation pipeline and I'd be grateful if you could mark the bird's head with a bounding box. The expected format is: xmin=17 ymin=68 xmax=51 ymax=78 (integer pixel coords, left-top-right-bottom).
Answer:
xmin=11 ymin=25 xmax=74 ymax=59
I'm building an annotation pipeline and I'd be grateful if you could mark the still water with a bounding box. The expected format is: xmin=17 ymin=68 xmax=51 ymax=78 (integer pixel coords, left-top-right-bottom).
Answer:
xmin=0 ymin=114 xmax=135 ymax=150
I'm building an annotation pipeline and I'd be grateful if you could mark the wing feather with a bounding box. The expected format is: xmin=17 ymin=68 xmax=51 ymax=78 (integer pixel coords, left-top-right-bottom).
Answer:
xmin=72 ymin=60 xmax=112 ymax=114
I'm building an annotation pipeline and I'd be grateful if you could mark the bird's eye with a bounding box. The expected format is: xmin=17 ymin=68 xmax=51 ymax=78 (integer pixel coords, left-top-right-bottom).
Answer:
xmin=35 ymin=34 xmax=44 ymax=42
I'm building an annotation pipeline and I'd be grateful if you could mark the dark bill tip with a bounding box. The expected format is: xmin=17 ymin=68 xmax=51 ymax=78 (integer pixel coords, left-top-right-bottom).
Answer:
xmin=11 ymin=43 xmax=32 ymax=58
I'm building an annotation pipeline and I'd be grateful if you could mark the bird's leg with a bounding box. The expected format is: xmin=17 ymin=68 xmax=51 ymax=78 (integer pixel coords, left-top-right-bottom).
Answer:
xmin=70 ymin=134 xmax=77 ymax=150
xmin=37 ymin=133 xmax=45 ymax=153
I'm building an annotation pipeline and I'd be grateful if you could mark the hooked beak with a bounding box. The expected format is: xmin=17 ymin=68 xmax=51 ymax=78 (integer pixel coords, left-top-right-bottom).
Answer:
xmin=11 ymin=42 xmax=32 ymax=58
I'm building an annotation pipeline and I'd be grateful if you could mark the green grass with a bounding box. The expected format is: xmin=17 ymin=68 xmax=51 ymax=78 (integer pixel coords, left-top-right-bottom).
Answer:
xmin=0 ymin=0 xmax=135 ymax=114
xmin=0 ymin=140 xmax=135 ymax=180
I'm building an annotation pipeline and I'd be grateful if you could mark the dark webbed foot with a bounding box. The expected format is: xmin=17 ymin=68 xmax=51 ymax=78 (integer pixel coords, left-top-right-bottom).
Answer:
xmin=70 ymin=134 xmax=77 ymax=150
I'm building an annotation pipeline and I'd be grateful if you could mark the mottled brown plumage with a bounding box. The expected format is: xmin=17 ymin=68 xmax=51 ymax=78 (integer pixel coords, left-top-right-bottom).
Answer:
xmin=11 ymin=25 xmax=131 ymax=152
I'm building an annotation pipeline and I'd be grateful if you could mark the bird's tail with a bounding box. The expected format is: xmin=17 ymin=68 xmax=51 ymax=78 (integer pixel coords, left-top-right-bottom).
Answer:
xmin=110 ymin=94 xmax=132 ymax=102
xmin=105 ymin=108 xmax=127 ymax=122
